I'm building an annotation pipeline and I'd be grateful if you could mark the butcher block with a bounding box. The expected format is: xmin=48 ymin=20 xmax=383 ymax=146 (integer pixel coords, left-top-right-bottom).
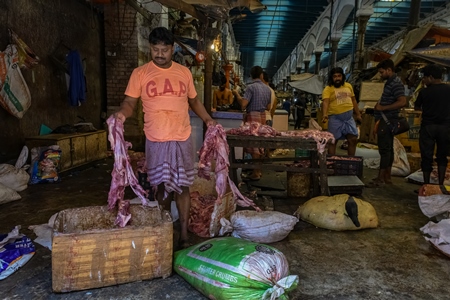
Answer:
xmin=52 ymin=205 xmax=173 ymax=293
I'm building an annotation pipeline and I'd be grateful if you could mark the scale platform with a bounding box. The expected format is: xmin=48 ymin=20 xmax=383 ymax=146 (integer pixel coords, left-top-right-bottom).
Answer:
xmin=328 ymin=175 xmax=364 ymax=196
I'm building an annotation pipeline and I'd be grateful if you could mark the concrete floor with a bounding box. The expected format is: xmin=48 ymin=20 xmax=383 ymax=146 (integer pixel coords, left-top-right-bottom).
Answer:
xmin=1 ymin=153 xmax=450 ymax=299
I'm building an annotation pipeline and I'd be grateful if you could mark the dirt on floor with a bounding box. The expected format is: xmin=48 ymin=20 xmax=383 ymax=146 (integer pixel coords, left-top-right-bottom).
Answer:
xmin=1 ymin=157 xmax=449 ymax=300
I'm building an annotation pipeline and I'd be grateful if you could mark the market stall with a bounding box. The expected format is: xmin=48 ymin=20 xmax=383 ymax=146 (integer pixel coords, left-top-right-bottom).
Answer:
xmin=226 ymin=134 xmax=332 ymax=196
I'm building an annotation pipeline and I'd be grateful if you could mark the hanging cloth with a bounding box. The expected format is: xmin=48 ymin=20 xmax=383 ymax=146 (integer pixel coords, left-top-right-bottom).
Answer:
xmin=66 ymin=50 xmax=86 ymax=106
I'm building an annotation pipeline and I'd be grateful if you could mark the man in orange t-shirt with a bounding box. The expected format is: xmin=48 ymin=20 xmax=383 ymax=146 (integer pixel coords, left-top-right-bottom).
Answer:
xmin=113 ymin=27 xmax=215 ymax=248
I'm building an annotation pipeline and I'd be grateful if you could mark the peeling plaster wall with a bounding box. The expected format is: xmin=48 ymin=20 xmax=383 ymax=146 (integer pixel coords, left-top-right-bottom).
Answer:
xmin=0 ymin=0 xmax=105 ymax=163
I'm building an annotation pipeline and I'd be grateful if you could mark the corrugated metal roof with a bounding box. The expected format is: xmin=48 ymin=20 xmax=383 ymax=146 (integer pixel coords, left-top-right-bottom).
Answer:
xmin=230 ymin=0 xmax=450 ymax=78
xmin=230 ymin=0 xmax=329 ymax=77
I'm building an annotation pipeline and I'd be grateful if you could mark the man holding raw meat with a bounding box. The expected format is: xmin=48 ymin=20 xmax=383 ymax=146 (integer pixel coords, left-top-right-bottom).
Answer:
xmin=113 ymin=27 xmax=216 ymax=249
xmin=232 ymin=66 xmax=272 ymax=180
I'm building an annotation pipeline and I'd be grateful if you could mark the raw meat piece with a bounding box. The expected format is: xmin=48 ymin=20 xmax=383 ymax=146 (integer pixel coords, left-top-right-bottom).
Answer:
xmin=226 ymin=123 xmax=335 ymax=154
xmin=188 ymin=192 xmax=216 ymax=237
xmin=226 ymin=122 xmax=278 ymax=137
xmin=279 ymin=129 xmax=335 ymax=154
xmin=106 ymin=116 xmax=150 ymax=227
xmin=198 ymin=124 xmax=229 ymax=200
xmin=198 ymin=124 xmax=260 ymax=211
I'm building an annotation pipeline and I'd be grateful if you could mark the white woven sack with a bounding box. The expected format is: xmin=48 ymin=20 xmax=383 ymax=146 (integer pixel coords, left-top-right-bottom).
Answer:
xmin=220 ymin=210 xmax=298 ymax=243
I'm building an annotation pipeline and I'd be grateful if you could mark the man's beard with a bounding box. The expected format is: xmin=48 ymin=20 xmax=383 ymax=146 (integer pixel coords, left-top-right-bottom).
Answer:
xmin=333 ymin=80 xmax=344 ymax=88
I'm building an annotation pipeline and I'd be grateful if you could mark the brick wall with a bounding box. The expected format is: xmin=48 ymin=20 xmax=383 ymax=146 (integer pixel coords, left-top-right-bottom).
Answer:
xmin=104 ymin=2 xmax=138 ymax=108
xmin=0 ymin=0 xmax=105 ymax=162
xmin=103 ymin=2 xmax=144 ymax=149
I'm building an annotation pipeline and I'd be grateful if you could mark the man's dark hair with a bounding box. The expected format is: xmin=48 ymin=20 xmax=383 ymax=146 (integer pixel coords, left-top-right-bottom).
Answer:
xmin=220 ymin=76 xmax=227 ymax=86
xmin=262 ymin=71 xmax=270 ymax=83
xmin=250 ymin=66 xmax=264 ymax=79
xmin=422 ymin=64 xmax=443 ymax=79
xmin=149 ymin=27 xmax=174 ymax=45
xmin=376 ymin=59 xmax=394 ymax=71
xmin=327 ymin=67 xmax=345 ymax=86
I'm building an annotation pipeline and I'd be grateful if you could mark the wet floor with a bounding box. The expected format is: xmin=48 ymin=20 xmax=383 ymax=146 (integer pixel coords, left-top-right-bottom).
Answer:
xmin=1 ymin=156 xmax=450 ymax=300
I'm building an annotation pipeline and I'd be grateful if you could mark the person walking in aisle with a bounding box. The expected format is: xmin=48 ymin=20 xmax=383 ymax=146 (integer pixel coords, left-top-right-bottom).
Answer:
xmin=367 ymin=59 xmax=407 ymax=187
xmin=414 ymin=64 xmax=450 ymax=185
xmin=321 ymin=67 xmax=362 ymax=155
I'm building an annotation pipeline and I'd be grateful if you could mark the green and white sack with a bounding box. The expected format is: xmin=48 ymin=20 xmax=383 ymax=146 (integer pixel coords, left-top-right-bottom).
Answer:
xmin=174 ymin=237 xmax=298 ymax=300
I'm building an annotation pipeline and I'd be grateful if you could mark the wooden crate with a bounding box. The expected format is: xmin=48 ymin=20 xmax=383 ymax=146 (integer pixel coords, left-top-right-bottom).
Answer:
xmin=52 ymin=205 xmax=173 ymax=293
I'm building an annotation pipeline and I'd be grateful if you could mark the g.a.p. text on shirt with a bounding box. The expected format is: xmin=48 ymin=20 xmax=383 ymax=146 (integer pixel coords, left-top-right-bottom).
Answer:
xmin=125 ymin=61 xmax=197 ymax=142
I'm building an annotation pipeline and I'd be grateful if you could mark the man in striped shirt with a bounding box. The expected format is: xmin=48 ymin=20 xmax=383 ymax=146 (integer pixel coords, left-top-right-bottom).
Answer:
xmin=233 ymin=66 xmax=272 ymax=180
xmin=368 ymin=59 xmax=407 ymax=187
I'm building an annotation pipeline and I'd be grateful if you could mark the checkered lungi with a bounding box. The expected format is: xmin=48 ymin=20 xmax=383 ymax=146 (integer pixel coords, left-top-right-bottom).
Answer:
xmin=244 ymin=111 xmax=266 ymax=155
xmin=145 ymin=136 xmax=195 ymax=200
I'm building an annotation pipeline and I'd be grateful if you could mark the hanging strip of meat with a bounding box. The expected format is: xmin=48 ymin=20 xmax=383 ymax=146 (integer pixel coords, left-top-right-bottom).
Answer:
xmin=106 ymin=116 xmax=150 ymax=227
xmin=198 ymin=124 xmax=261 ymax=211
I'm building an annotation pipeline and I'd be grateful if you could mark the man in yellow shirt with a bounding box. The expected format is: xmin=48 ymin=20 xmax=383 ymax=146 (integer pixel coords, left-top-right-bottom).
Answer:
xmin=321 ymin=67 xmax=362 ymax=155
xmin=213 ymin=77 xmax=233 ymax=109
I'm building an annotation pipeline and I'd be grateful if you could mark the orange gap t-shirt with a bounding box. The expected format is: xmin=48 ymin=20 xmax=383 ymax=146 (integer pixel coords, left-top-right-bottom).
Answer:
xmin=125 ymin=61 xmax=197 ymax=142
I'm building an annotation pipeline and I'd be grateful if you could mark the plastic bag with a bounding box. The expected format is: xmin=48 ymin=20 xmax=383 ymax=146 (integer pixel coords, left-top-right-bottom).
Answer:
xmin=0 ymin=227 xmax=35 ymax=280
xmin=308 ymin=118 xmax=322 ymax=130
xmin=174 ymin=237 xmax=298 ymax=300
xmin=420 ymin=219 xmax=450 ymax=257
xmin=0 ymin=44 xmax=32 ymax=119
xmin=418 ymin=184 xmax=450 ymax=218
xmin=219 ymin=210 xmax=298 ymax=243
xmin=391 ymin=137 xmax=410 ymax=176
xmin=29 ymin=146 xmax=61 ymax=184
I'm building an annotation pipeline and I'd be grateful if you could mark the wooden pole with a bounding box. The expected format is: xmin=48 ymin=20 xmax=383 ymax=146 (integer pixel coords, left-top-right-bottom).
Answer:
xmin=203 ymin=35 xmax=213 ymax=136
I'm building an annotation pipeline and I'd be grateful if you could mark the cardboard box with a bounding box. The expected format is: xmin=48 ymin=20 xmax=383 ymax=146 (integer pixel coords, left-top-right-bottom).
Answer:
xmin=407 ymin=153 xmax=422 ymax=173
xmin=398 ymin=137 xmax=420 ymax=153
xmin=189 ymin=174 xmax=235 ymax=237
xmin=397 ymin=110 xmax=421 ymax=140
xmin=359 ymin=113 xmax=376 ymax=144
xmin=52 ymin=205 xmax=173 ymax=293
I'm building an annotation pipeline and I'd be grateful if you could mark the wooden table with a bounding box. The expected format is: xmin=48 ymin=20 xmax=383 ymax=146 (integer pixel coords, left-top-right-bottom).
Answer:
xmin=227 ymin=134 xmax=331 ymax=196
